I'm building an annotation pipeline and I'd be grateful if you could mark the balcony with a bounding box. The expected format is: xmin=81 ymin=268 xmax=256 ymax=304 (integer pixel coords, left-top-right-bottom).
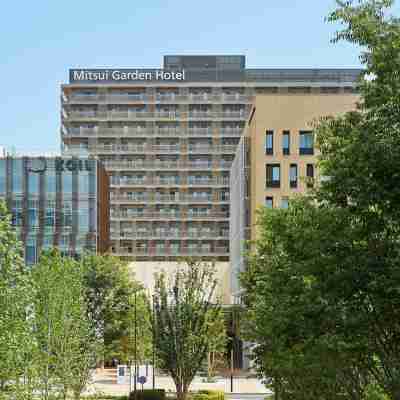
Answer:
xmin=64 ymin=110 xmax=248 ymax=122
xmin=156 ymin=94 xmax=187 ymax=103
xmin=112 ymin=246 xmax=229 ymax=257
xmin=150 ymin=144 xmax=181 ymax=153
xmin=66 ymin=111 xmax=105 ymax=121
xmin=188 ymin=112 xmax=213 ymax=120
xmin=188 ymin=145 xmax=237 ymax=154
xmin=221 ymin=94 xmax=252 ymax=103
xmin=107 ymin=94 xmax=147 ymax=103
xmin=188 ymin=94 xmax=215 ymax=103
xmin=67 ymin=94 xmax=105 ymax=103
xmin=111 ymin=194 xmax=148 ymax=203
xmin=155 ymin=129 xmax=184 ymax=137
xmin=219 ymin=128 xmax=243 ymax=136
xmin=188 ymin=128 xmax=213 ymax=136
xmin=110 ymin=211 xmax=229 ymax=221
xmin=94 ymin=144 xmax=147 ymax=154
xmin=62 ymin=127 xmax=96 ymax=137
xmin=110 ymin=177 xmax=230 ymax=187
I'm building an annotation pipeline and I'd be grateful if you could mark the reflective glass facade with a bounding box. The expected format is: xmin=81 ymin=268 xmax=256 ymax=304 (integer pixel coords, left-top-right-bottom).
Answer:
xmin=0 ymin=156 xmax=110 ymax=264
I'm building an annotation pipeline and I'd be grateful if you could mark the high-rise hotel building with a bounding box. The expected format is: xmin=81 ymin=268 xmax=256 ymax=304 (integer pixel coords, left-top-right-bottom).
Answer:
xmin=61 ymin=55 xmax=360 ymax=263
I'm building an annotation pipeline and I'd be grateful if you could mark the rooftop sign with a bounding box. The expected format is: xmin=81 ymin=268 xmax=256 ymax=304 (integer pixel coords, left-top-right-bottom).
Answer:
xmin=70 ymin=69 xmax=186 ymax=83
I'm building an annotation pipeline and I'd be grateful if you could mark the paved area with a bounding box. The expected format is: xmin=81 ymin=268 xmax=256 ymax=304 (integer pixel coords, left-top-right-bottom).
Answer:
xmin=85 ymin=369 xmax=272 ymax=397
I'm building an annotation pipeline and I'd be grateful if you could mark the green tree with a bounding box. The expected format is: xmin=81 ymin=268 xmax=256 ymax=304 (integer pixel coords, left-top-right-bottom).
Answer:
xmin=0 ymin=201 xmax=36 ymax=399
xmin=80 ymin=254 xmax=146 ymax=364
xmin=152 ymin=260 xmax=222 ymax=400
xmin=242 ymin=1 xmax=400 ymax=398
xmin=206 ymin=309 xmax=228 ymax=381
xmin=242 ymin=200 xmax=370 ymax=400
xmin=32 ymin=250 xmax=98 ymax=400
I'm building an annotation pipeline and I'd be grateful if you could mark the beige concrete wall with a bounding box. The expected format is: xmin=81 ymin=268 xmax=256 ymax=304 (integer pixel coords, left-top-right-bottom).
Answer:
xmin=244 ymin=93 xmax=358 ymax=240
xmin=127 ymin=261 xmax=232 ymax=304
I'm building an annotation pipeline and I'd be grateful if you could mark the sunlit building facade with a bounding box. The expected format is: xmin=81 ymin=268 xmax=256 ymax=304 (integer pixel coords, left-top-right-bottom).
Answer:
xmin=61 ymin=55 xmax=360 ymax=263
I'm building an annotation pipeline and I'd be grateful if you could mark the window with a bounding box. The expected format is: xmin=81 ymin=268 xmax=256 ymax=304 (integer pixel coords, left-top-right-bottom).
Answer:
xmin=266 ymin=164 xmax=280 ymax=188
xmin=299 ymin=131 xmax=314 ymax=155
xmin=265 ymin=130 xmax=274 ymax=155
xmin=281 ymin=197 xmax=289 ymax=209
xmin=265 ymin=197 xmax=273 ymax=208
xmin=290 ymin=164 xmax=298 ymax=188
xmin=306 ymin=164 xmax=314 ymax=188
xmin=282 ymin=131 xmax=290 ymax=155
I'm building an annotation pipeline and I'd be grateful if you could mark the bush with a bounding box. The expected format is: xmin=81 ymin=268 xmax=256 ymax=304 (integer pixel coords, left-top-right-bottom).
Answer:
xmin=192 ymin=390 xmax=225 ymax=400
xmin=364 ymin=385 xmax=390 ymax=400
xmin=129 ymin=389 xmax=166 ymax=400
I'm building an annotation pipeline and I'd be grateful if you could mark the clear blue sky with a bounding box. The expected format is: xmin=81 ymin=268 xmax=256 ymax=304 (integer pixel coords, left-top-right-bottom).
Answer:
xmin=1 ymin=0 xmax=398 ymax=153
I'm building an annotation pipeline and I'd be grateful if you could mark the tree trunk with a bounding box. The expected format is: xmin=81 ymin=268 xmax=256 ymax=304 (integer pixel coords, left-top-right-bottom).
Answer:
xmin=175 ymin=381 xmax=189 ymax=400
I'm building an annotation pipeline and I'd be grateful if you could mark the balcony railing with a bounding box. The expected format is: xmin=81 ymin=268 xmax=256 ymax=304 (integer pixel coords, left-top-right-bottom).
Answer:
xmin=219 ymin=128 xmax=243 ymax=136
xmin=66 ymin=93 xmax=252 ymax=105
xmin=111 ymin=230 xmax=229 ymax=240
xmin=65 ymin=110 xmax=248 ymax=121
xmin=113 ymin=247 xmax=229 ymax=256
xmin=110 ymin=177 xmax=230 ymax=187
xmin=110 ymin=211 xmax=229 ymax=220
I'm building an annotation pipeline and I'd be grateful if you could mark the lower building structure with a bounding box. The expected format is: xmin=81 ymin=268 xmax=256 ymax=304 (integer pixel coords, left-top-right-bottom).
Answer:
xmin=0 ymin=155 xmax=110 ymax=264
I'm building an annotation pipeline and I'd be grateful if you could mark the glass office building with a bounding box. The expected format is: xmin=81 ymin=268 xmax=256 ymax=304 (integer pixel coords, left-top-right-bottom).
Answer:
xmin=0 ymin=156 xmax=110 ymax=264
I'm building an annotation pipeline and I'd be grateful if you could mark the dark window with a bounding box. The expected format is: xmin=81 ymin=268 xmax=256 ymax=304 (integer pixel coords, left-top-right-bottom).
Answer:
xmin=266 ymin=164 xmax=280 ymax=188
xmin=306 ymin=164 xmax=314 ymax=188
xmin=299 ymin=131 xmax=314 ymax=155
xmin=265 ymin=130 xmax=273 ymax=155
xmin=265 ymin=197 xmax=273 ymax=208
xmin=282 ymin=130 xmax=290 ymax=155
xmin=290 ymin=164 xmax=298 ymax=188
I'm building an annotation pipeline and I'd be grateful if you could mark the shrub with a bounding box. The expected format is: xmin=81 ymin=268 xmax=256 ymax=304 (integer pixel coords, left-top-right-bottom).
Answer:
xmin=192 ymin=390 xmax=225 ymax=400
xmin=129 ymin=389 xmax=166 ymax=400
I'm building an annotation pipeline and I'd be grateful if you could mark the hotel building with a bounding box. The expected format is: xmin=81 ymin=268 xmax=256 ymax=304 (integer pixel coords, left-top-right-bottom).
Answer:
xmin=61 ymin=55 xmax=360 ymax=265
xmin=230 ymin=93 xmax=359 ymax=300
xmin=0 ymin=156 xmax=110 ymax=264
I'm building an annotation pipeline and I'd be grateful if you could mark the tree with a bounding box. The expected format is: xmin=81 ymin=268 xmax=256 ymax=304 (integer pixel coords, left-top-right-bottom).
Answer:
xmin=0 ymin=201 xmax=36 ymax=399
xmin=205 ymin=308 xmax=228 ymax=381
xmin=80 ymin=254 xmax=148 ymax=364
xmin=121 ymin=291 xmax=152 ymax=365
xmin=241 ymin=200 xmax=371 ymax=400
xmin=152 ymin=260 xmax=222 ymax=400
xmin=242 ymin=1 xmax=400 ymax=398
xmin=32 ymin=250 xmax=98 ymax=400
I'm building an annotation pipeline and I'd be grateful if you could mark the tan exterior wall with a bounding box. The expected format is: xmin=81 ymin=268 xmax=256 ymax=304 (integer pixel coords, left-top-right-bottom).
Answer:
xmin=127 ymin=261 xmax=232 ymax=304
xmin=245 ymin=93 xmax=358 ymax=241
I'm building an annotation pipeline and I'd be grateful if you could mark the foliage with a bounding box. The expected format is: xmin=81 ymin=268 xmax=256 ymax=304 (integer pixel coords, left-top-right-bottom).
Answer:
xmin=241 ymin=1 xmax=400 ymax=399
xmin=205 ymin=308 xmax=228 ymax=380
xmin=128 ymin=389 xmax=166 ymax=400
xmin=32 ymin=250 xmax=99 ymax=400
xmin=152 ymin=260 xmax=222 ymax=400
xmin=192 ymin=390 xmax=225 ymax=400
xmin=80 ymin=254 xmax=151 ymax=364
xmin=0 ymin=201 xmax=36 ymax=399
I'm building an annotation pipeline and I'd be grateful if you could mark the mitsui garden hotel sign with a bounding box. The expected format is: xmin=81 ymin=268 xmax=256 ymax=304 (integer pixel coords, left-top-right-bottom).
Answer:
xmin=70 ymin=69 xmax=186 ymax=82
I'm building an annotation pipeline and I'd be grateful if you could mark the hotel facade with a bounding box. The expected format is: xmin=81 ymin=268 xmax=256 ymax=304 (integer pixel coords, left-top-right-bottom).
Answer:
xmin=230 ymin=93 xmax=359 ymax=300
xmin=61 ymin=55 xmax=360 ymax=268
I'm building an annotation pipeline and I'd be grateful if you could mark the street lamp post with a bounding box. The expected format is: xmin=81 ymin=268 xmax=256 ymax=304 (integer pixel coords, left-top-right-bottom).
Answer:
xmin=134 ymin=290 xmax=137 ymax=394
xmin=152 ymin=294 xmax=156 ymax=389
